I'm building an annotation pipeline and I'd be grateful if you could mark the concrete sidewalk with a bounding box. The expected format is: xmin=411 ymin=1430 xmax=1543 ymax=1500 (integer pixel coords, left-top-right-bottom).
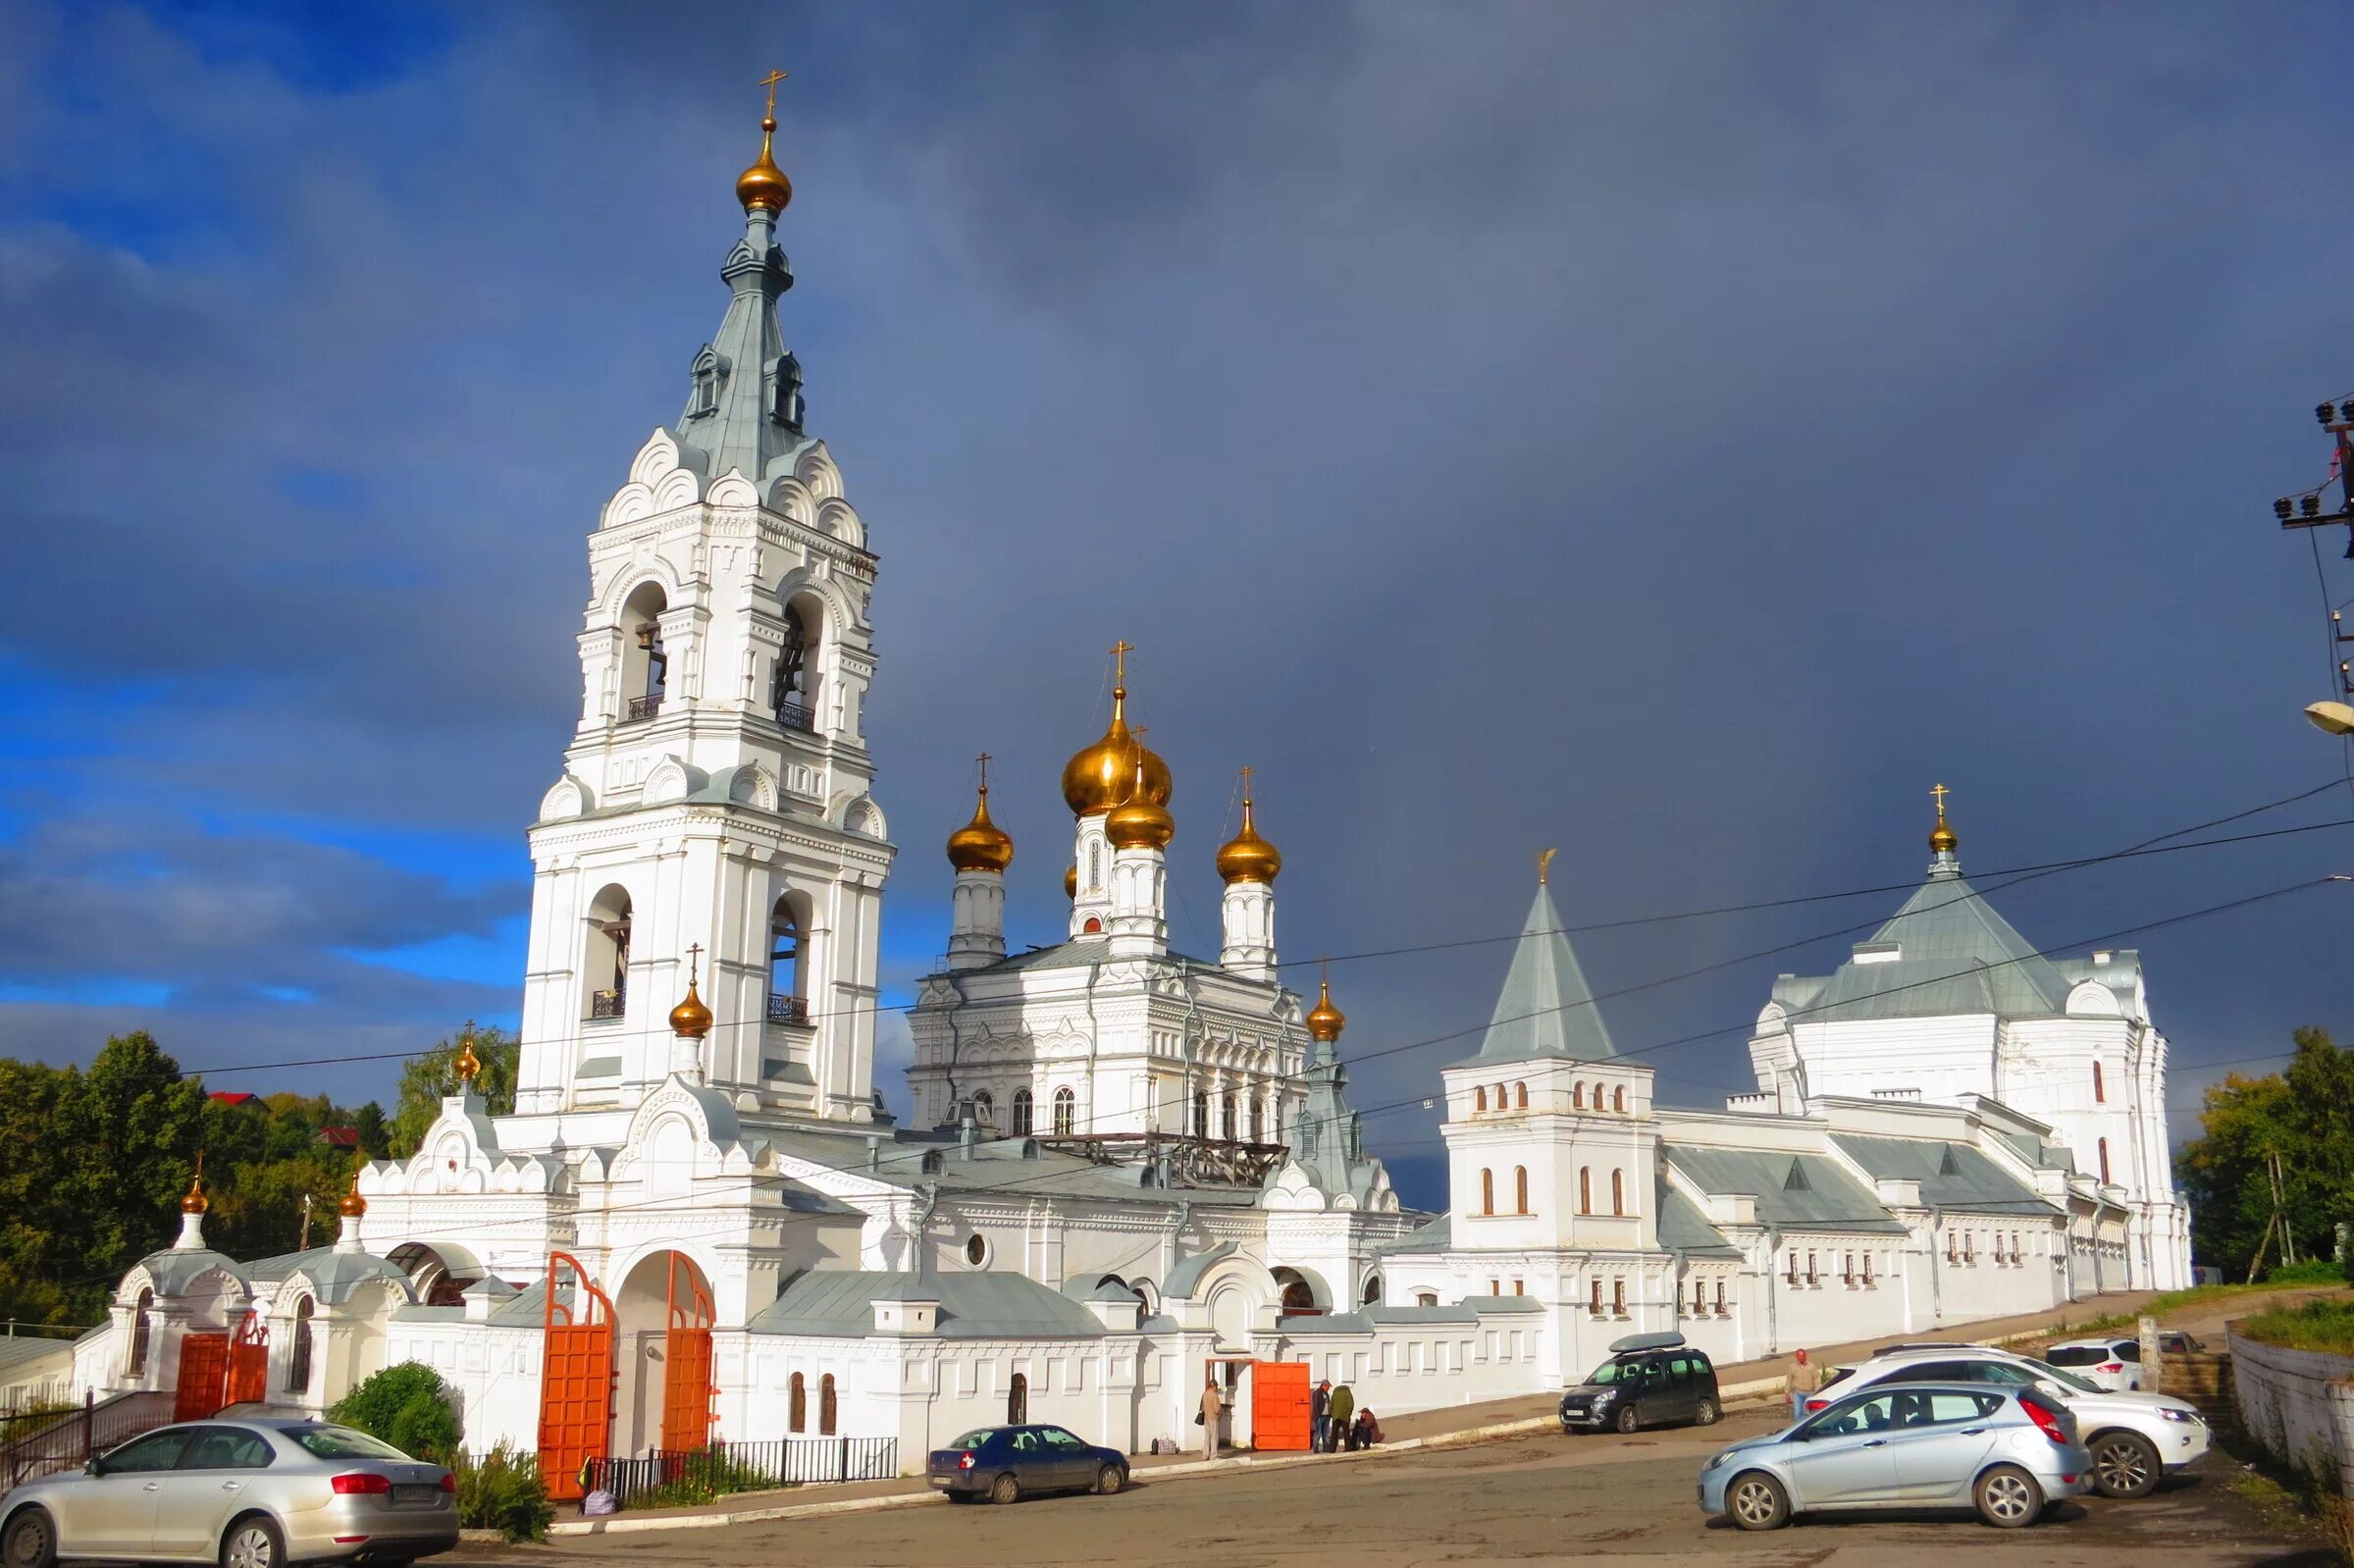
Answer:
xmin=523 ymin=1284 xmax=2315 ymax=1542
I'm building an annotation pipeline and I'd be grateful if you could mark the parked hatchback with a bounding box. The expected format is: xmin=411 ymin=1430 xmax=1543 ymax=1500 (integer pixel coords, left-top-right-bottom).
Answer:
xmin=927 ymin=1424 xmax=1127 ymax=1504
xmin=2043 ymin=1337 xmax=2147 ymax=1392
xmin=1700 ymin=1382 xmax=2090 ymax=1530
xmin=1560 ymin=1332 xmax=1720 ymax=1435
xmin=0 ymin=1419 xmax=456 ymax=1568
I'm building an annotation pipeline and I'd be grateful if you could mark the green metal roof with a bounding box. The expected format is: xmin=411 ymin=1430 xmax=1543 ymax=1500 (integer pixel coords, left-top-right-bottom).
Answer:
xmin=1830 ymin=1134 xmax=2058 ymax=1216
xmin=1776 ymin=862 xmax=2072 ymax=1024
xmin=1655 ymin=1176 xmax=1743 ymax=1257
xmin=749 ymin=1271 xmax=1108 ymax=1339
xmin=1659 ymin=1144 xmax=1908 ymax=1233
xmin=1459 ymin=882 xmax=1617 ymax=1066
xmin=668 ymin=204 xmax=817 ymax=491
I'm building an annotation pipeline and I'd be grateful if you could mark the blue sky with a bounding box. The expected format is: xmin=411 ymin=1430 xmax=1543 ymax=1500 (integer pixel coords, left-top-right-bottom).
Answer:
xmin=3 ymin=1 xmax=2352 ymax=1209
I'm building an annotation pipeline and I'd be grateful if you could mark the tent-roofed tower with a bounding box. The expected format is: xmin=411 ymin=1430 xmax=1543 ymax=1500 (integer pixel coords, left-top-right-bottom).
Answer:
xmin=508 ymin=87 xmax=893 ymax=1131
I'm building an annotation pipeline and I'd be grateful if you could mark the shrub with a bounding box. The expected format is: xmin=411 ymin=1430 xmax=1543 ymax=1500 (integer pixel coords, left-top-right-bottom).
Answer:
xmin=2264 ymin=1258 xmax=2347 ymax=1285
xmin=452 ymin=1443 xmax=554 ymax=1542
xmin=627 ymin=1446 xmax=785 ymax=1508
xmin=2241 ymin=1296 xmax=2354 ymax=1355
xmin=328 ymin=1362 xmax=461 ymax=1463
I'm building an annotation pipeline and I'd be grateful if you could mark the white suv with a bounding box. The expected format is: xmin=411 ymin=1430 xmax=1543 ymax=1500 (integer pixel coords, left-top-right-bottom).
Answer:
xmin=2043 ymin=1336 xmax=2147 ymax=1392
xmin=1796 ymin=1345 xmax=2207 ymax=1499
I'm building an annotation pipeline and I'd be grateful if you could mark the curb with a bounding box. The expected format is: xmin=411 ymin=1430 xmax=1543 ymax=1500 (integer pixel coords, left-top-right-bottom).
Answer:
xmin=543 ymin=1394 xmax=1792 ymax=1538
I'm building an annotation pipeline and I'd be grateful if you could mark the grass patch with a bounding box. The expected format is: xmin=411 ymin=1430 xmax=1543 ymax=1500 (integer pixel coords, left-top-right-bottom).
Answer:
xmin=2240 ymin=1296 xmax=2354 ymax=1355
xmin=2049 ymin=1281 xmax=2343 ymax=1339
xmin=624 ymin=1449 xmax=791 ymax=1510
xmin=2217 ymin=1425 xmax=2354 ymax=1564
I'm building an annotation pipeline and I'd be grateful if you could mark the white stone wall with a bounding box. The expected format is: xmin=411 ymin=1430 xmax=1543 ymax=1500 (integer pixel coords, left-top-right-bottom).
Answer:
xmin=2228 ymin=1328 xmax=2354 ymax=1499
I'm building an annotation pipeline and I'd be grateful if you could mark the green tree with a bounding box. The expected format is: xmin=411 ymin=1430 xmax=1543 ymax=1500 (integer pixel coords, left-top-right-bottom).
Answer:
xmin=352 ymin=1101 xmax=391 ymax=1159
xmin=2178 ymin=1027 xmax=2354 ymax=1279
xmin=388 ymin=1022 xmax=516 ymax=1158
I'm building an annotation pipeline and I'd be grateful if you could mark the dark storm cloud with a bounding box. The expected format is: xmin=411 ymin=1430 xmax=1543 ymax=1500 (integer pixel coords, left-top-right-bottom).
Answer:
xmin=2 ymin=2 xmax=2350 ymax=1190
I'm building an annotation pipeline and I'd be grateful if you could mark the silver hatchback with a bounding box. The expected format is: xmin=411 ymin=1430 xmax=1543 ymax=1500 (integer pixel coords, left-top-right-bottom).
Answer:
xmin=1699 ymin=1382 xmax=2091 ymax=1531
xmin=0 ymin=1419 xmax=458 ymax=1567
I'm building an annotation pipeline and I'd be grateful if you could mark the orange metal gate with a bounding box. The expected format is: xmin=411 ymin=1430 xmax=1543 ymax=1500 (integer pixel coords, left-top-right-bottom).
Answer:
xmin=660 ymin=1253 xmax=715 ymax=1453
xmin=174 ymin=1332 xmax=231 ymax=1422
xmin=223 ymin=1313 xmax=269 ymax=1407
xmin=1252 ymin=1360 xmax=1311 ymax=1451
xmin=537 ymin=1251 xmax=614 ymax=1501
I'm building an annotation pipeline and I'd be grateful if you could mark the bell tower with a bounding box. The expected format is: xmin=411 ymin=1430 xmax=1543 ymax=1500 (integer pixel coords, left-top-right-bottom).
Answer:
xmin=509 ymin=80 xmax=894 ymax=1130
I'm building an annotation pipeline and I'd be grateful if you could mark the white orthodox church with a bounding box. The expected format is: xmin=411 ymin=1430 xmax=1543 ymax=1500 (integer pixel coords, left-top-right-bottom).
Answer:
xmin=66 ymin=101 xmax=2191 ymax=1488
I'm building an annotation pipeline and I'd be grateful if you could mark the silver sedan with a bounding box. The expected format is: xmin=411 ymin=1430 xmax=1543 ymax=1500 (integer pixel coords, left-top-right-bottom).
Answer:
xmin=1699 ymin=1382 xmax=2092 ymax=1531
xmin=0 ymin=1418 xmax=458 ymax=1567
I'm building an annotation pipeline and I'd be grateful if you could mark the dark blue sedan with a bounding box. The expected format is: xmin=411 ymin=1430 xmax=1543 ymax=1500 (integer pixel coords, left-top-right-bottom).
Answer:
xmin=927 ymin=1424 xmax=1128 ymax=1504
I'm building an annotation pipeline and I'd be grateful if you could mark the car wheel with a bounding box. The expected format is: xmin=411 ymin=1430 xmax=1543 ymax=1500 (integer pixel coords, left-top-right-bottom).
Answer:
xmin=220 ymin=1514 xmax=287 ymax=1568
xmin=2090 ymin=1432 xmax=2160 ymax=1499
xmin=1694 ymin=1397 xmax=1720 ymax=1427
xmin=3 ymin=1507 xmax=59 ymax=1568
xmin=1973 ymin=1464 xmax=2043 ymax=1528
xmin=1726 ymin=1472 xmax=1789 ymax=1531
xmin=1094 ymin=1463 xmax=1125 ymax=1495
xmin=989 ymin=1472 xmax=1020 ymax=1505
xmin=1614 ymin=1403 xmax=1641 ymax=1435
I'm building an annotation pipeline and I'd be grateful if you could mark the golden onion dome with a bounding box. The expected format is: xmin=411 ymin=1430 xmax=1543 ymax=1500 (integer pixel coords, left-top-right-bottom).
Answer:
xmin=338 ymin=1164 xmax=368 ymax=1220
xmin=945 ymin=764 xmax=1015 ymax=874
xmin=1063 ymin=863 xmax=1078 ymax=901
xmin=736 ymin=114 xmax=794 ymax=213
xmin=180 ymin=1156 xmax=209 ymax=1216
xmin=1060 ymin=684 xmax=1173 ymax=817
xmin=1305 ymin=976 xmax=1345 ymax=1043
xmin=452 ymin=1034 xmax=482 ymax=1085
xmin=1928 ymin=782 xmax=1959 ymax=855
xmin=1215 ymin=776 xmax=1282 ymax=885
xmin=669 ymin=975 xmax=714 ymax=1040
xmin=1106 ymin=794 xmax=1176 ymax=851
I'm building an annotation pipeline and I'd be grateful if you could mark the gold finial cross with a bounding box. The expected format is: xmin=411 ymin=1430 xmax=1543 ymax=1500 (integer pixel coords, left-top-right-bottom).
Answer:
xmin=685 ymin=941 xmax=704 ymax=982
xmin=192 ymin=1148 xmax=205 ymax=1181
xmin=976 ymin=752 xmax=992 ymax=792
xmin=1110 ymin=640 xmax=1132 ymax=686
xmin=1537 ymin=847 xmax=1557 ymax=885
xmin=1239 ymin=764 xmax=1254 ymax=804
xmin=759 ymin=69 xmax=789 ymax=117
xmin=1931 ymin=782 xmax=1951 ymax=819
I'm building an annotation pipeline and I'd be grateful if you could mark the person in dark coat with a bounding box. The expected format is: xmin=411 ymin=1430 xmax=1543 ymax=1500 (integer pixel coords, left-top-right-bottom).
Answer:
xmin=1352 ymin=1407 xmax=1384 ymax=1449
xmin=1311 ymin=1379 xmax=1333 ymax=1452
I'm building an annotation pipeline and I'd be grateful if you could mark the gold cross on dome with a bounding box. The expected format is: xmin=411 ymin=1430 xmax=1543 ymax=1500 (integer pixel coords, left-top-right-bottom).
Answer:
xmin=685 ymin=942 xmax=704 ymax=981
xmin=976 ymin=752 xmax=992 ymax=790
xmin=1931 ymin=782 xmax=1951 ymax=817
xmin=1537 ymin=847 xmax=1557 ymax=885
xmin=1110 ymin=640 xmax=1133 ymax=685
xmin=1239 ymin=764 xmax=1254 ymax=804
xmin=759 ymin=69 xmax=789 ymax=116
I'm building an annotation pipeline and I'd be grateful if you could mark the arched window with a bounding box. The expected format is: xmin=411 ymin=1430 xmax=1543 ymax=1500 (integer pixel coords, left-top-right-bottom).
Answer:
xmin=1222 ymin=1092 xmax=1237 ymax=1142
xmin=1248 ymin=1094 xmax=1265 ymax=1142
xmin=287 ymin=1296 xmax=315 ymax=1393
xmin=1361 ymin=1274 xmax=1382 ymax=1305
xmin=1192 ymin=1088 xmax=1209 ymax=1137
xmin=1480 ymin=1169 xmax=1495 ymax=1215
xmin=1611 ymin=1169 xmax=1626 ymax=1216
xmin=971 ymin=1089 xmax=994 ymax=1128
xmin=2097 ymin=1137 xmax=2112 ymax=1183
xmin=1053 ymin=1086 xmax=1075 ymax=1137
xmin=127 ymin=1287 xmax=153 ymax=1375
xmin=1613 ymin=1085 xmax=1626 ymax=1113
xmin=1494 ymin=1084 xmax=1508 ymax=1112
xmin=1475 ymin=1086 xmax=1487 ymax=1112
xmin=1008 ymin=1372 xmax=1028 ymax=1425
xmin=2093 ymin=1061 xmax=2106 ymax=1103
xmin=1579 ymin=1167 xmax=1593 ymax=1215
xmin=790 ymin=1372 xmax=807 ymax=1433
xmin=1012 ymin=1087 xmax=1033 ymax=1135
xmin=1573 ymin=1082 xmax=1585 ymax=1110
xmin=621 ymin=582 xmax=668 ymax=721
xmin=819 ymin=1373 xmax=837 ymax=1436
xmin=1514 ymin=1167 xmax=1530 ymax=1215
xmin=769 ymin=895 xmax=808 ymax=1014
xmin=1593 ymin=1081 xmax=1606 ymax=1109
xmin=1086 ymin=842 xmax=1102 ymax=892
xmin=771 ymin=603 xmax=812 ymax=729
xmin=586 ymin=885 xmax=632 ymax=1019
xmin=1515 ymin=1082 xmax=1528 ymax=1109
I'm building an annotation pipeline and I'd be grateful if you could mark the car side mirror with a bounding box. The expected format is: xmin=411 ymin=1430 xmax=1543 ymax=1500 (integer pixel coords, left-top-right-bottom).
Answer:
xmin=84 ymin=1457 xmax=105 ymax=1477
xmin=2032 ymin=1380 xmax=2066 ymax=1399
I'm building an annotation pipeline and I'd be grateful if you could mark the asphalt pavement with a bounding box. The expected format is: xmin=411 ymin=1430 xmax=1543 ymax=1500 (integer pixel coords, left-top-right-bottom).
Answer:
xmin=446 ymin=1408 xmax=2330 ymax=1567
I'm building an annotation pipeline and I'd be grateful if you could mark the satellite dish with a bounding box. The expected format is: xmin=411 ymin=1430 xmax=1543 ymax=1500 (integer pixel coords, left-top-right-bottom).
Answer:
xmin=2305 ymin=701 xmax=2354 ymax=736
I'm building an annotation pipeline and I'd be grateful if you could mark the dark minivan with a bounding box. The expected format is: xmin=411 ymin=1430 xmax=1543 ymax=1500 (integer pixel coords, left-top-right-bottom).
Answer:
xmin=927 ymin=1424 xmax=1128 ymax=1504
xmin=1558 ymin=1332 xmax=1720 ymax=1435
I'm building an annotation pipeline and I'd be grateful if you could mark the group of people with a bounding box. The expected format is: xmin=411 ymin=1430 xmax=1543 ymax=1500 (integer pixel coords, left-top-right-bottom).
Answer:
xmin=1191 ymin=1375 xmax=1385 ymax=1459
xmin=1312 ymin=1379 xmax=1382 ymax=1453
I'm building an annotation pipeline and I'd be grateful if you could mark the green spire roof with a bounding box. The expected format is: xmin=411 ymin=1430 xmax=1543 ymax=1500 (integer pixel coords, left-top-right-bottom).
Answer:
xmin=1466 ymin=881 xmax=1617 ymax=1064
xmin=670 ymin=204 xmax=815 ymax=490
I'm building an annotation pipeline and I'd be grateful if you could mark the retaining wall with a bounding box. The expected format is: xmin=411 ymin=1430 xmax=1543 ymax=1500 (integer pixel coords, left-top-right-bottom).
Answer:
xmin=2227 ymin=1325 xmax=2354 ymax=1495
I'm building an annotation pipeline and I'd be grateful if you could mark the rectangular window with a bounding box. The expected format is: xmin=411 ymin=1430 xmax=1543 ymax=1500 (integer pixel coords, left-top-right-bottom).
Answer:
xmin=1590 ymin=1279 xmax=1603 ymax=1317
xmin=1843 ymin=1252 xmax=1855 ymax=1285
xmin=1611 ymin=1279 xmax=1626 ymax=1316
xmin=1713 ymin=1280 xmax=1726 ymax=1315
xmin=1489 ymin=1278 xmax=1500 ymax=1297
xmin=1805 ymin=1251 xmax=1817 ymax=1285
xmin=1512 ymin=1278 xmax=1524 ymax=1296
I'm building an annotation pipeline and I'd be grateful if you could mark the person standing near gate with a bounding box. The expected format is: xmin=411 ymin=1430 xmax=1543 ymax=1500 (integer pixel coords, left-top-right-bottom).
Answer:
xmin=1311 ymin=1379 xmax=1333 ymax=1453
xmin=1198 ymin=1375 xmax=1225 ymax=1461
xmin=1326 ymin=1382 xmax=1354 ymax=1452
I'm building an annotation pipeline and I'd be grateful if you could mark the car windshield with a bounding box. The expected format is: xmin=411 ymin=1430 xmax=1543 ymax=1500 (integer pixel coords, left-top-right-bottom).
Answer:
xmin=944 ymin=1429 xmax=997 ymax=1450
xmin=289 ymin=1426 xmax=413 ymax=1462
xmin=2025 ymin=1358 xmax=2105 ymax=1393
xmin=1586 ymin=1360 xmax=1626 ymax=1385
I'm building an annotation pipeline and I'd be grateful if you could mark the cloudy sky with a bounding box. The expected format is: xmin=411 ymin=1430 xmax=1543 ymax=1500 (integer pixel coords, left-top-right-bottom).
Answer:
xmin=3 ymin=0 xmax=2350 ymax=1207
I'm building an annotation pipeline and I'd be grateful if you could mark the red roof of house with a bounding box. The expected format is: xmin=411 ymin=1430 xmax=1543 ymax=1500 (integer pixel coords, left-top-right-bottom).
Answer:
xmin=207 ymin=1091 xmax=258 ymax=1106
xmin=316 ymin=1126 xmax=360 ymax=1148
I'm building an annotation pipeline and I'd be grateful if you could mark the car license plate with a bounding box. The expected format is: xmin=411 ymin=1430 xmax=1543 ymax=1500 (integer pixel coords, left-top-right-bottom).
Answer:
xmin=392 ymin=1483 xmax=440 ymax=1504
xmin=930 ymin=1476 xmax=953 ymax=1488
